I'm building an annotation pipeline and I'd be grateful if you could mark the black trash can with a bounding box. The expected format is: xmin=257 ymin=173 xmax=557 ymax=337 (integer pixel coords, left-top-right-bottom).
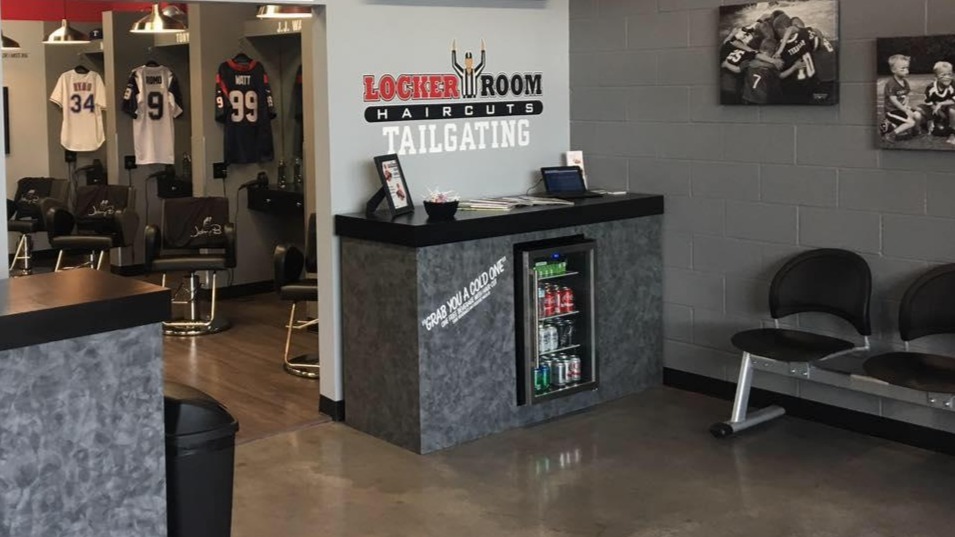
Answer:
xmin=164 ymin=382 xmax=240 ymax=537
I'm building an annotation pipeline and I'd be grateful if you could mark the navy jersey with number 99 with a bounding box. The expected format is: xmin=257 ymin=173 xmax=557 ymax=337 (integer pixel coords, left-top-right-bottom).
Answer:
xmin=215 ymin=59 xmax=276 ymax=164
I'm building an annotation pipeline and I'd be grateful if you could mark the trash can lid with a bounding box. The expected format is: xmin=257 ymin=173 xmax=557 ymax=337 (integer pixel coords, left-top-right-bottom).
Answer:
xmin=164 ymin=381 xmax=238 ymax=437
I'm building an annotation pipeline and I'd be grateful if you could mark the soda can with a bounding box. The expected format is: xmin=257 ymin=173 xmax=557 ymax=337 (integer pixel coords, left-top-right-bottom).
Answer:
xmin=560 ymin=287 xmax=575 ymax=313
xmin=538 ymin=285 xmax=546 ymax=317
xmin=543 ymin=287 xmax=558 ymax=317
xmin=554 ymin=360 xmax=568 ymax=387
xmin=540 ymin=362 xmax=551 ymax=391
xmin=568 ymin=355 xmax=582 ymax=383
xmin=547 ymin=324 xmax=559 ymax=352
xmin=538 ymin=324 xmax=549 ymax=353
xmin=533 ymin=366 xmax=544 ymax=394
xmin=563 ymin=321 xmax=574 ymax=348
xmin=562 ymin=318 xmax=575 ymax=347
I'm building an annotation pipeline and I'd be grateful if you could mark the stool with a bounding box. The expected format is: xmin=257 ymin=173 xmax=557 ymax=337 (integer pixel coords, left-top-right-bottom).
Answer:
xmin=273 ymin=214 xmax=318 ymax=378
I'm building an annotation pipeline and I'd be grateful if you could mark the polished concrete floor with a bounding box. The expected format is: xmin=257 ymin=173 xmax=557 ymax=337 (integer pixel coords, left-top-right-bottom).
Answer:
xmin=232 ymin=386 xmax=955 ymax=537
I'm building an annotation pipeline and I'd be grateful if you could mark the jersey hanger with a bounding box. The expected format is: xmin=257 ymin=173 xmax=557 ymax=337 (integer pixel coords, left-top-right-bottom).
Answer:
xmin=74 ymin=64 xmax=90 ymax=74
xmin=145 ymin=59 xmax=160 ymax=67
xmin=232 ymin=52 xmax=252 ymax=64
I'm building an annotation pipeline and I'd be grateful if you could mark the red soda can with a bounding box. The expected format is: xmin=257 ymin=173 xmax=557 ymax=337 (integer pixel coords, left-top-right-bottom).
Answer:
xmin=560 ymin=287 xmax=575 ymax=313
xmin=543 ymin=286 xmax=558 ymax=317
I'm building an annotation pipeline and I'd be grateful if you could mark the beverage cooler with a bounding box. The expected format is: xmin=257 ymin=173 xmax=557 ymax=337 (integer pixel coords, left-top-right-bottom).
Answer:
xmin=515 ymin=236 xmax=597 ymax=405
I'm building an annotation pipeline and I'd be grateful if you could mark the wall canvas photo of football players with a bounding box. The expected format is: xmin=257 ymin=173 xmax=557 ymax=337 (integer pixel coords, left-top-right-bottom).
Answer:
xmin=719 ymin=0 xmax=839 ymax=106
xmin=877 ymin=35 xmax=955 ymax=151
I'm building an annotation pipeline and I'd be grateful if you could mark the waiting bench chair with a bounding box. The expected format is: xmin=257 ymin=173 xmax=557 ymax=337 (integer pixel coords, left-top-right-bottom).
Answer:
xmin=864 ymin=264 xmax=955 ymax=396
xmin=711 ymin=248 xmax=872 ymax=438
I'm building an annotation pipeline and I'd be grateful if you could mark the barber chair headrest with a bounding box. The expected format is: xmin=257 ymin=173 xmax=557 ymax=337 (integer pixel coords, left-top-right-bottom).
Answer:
xmin=163 ymin=197 xmax=230 ymax=249
xmin=13 ymin=177 xmax=57 ymax=219
xmin=74 ymin=185 xmax=132 ymax=234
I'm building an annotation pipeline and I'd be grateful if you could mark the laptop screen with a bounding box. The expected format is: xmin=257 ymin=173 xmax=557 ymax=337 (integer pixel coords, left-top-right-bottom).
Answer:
xmin=542 ymin=167 xmax=585 ymax=193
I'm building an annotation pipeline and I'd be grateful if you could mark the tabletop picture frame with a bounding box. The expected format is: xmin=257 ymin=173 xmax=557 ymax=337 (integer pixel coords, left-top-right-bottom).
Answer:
xmin=373 ymin=154 xmax=414 ymax=217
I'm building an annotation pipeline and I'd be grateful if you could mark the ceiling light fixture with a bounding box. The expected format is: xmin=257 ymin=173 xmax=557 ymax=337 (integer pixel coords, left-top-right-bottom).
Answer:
xmin=131 ymin=3 xmax=188 ymax=34
xmin=256 ymin=5 xmax=313 ymax=19
xmin=162 ymin=5 xmax=188 ymax=24
xmin=44 ymin=19 xmax=91 ymax=45
xmin=1 ymin=33 xmax=21 ymax=51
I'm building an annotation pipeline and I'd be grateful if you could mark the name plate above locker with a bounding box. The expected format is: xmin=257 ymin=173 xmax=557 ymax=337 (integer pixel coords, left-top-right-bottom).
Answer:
xmin=153 ymin=31 xmax=190 ymax=48
xmin=244 ymin=18 xmax=307 ymax=38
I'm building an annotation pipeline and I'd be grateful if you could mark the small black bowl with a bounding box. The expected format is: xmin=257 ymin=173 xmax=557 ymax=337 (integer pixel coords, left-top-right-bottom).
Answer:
xmin=423 ymin=200 xmax=459 ymax=221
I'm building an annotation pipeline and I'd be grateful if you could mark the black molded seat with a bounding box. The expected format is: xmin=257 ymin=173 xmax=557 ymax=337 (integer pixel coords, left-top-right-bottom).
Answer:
xmin=865 ymin=352 xmax=955 ymax=393
xmin=274 ymin=214 xmax=318 ymax=378
xmin=51 ymin=235 xmax=114 ymax=251
xmin=279 ymin=279 xmax=318 ymax=302
xmin=151 ymin=255 xmax=231 ymax=272
xmin=145 ymin=197 xmax=236 ymax=337
xmin=731 ymin=328 xmax=854 ymax=363
xmin=712 ymin=248 xmax=872 ymax=439
xmin=863 ymin=264 xmax=955 ymax=395
xmin=8 ymin=220 xmax=39 ymax=234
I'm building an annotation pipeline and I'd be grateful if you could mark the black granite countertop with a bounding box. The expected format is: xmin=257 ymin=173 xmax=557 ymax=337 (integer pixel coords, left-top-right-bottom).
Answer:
xmin=335 ymin=193 xmax=664 ymax=247
xmin=0 ymin=269 xmax=170 ymax=351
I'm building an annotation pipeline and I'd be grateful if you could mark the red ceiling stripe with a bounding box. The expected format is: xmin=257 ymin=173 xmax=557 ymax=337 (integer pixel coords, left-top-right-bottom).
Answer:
xmin=1 ymin=2 xmax=170 ymax=23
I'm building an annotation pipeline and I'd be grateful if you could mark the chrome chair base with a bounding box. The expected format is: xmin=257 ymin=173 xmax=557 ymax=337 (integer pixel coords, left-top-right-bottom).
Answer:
xmin=163 ymin=316 xmax=231 ymax=337
xmin=285 ymin=354 xmax=320 ymax=379
xmin=55 ymin=250 xmax=106 ymax=272
xmin=283 ymin=301 xmax=319 ymax=379
xmin=9 ymin=233 xmax=33 ymax=276
xmin=161 ymin=271 xmax=230 ymax=337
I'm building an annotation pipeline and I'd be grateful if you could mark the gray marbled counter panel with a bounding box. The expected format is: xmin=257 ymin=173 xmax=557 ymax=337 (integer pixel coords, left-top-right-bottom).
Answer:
xmin=341 ymin=216 xmax=662 ymax=454
xmin=342 ymin=240 xmax=422 ymax=452
xmin=0 ymin=324 xmax=166 ymax=537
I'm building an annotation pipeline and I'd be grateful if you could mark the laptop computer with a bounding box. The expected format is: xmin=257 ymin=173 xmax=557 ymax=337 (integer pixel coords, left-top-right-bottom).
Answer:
xmin=541 ymin=166 xmax=602 ymax=200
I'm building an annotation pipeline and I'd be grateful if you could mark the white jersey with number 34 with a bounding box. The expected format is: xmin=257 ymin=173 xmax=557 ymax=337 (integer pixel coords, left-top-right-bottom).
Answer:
xmin=121 ymin=65 xmax=184 ymax=165
xmin=50 ymin=70 xmax=107 ymax=152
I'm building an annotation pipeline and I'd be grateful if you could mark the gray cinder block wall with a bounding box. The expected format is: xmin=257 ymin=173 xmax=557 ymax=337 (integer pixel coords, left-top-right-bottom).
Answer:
xmin=570 ymin=0 xmax=955 ymax=432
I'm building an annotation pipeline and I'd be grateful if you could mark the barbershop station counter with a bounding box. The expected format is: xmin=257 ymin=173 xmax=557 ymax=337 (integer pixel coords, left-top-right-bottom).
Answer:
xmin=0 ymin=270 xmax=170 ymax=536
xmin=336 ymin=194 xmax=664 ymax=453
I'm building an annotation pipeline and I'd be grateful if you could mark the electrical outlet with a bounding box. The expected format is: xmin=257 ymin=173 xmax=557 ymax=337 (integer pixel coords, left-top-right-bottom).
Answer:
xmin=64 ymin=150 xmax=77 ymax=163
xmin=124 ymin=155 xmax=137 ymax=170
xmin=213 ymin=162 xmax=228 ymax=179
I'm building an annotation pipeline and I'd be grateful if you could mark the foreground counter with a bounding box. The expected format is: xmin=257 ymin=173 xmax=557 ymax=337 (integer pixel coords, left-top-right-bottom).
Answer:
xmin=0 ymin=269 xmax=170 ymax=536
xmin=335 ymin=194 xmax=664 ymax=453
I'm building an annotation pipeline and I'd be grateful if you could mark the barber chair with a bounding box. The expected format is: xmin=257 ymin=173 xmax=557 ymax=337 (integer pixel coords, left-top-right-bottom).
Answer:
xmin=7 ymin=177 xmax=70 ymax=275
xmin=273 ymin=213 xmax=318 ymax=378
xmin=43 ymin=184 xmax=138 ymax=272
xmin=145 ymin=197 xmax=236 ymax=336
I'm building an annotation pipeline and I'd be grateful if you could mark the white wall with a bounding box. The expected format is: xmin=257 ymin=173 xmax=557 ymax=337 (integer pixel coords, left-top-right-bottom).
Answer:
xmin=317 ymin=0 xmax=571 ymax=402
xmin=2 ymin=21 xmax=50 ymax=186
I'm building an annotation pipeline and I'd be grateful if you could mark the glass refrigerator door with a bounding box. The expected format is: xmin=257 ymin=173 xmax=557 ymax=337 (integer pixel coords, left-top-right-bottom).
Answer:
xmin=516 ymin=237 xmax=597 ymax=405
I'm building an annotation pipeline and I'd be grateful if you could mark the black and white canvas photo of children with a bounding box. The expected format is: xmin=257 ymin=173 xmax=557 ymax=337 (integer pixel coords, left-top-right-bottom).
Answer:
xmin=719 ymin=0 xmax=839 ymax=106
xmin=877 ymin=35 xmax=955 ymax=151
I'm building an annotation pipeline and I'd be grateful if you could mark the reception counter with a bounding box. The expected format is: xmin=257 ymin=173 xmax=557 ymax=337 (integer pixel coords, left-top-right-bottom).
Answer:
xmin=0 ymin=269 xmax=170 ymax=536
xmin=336 ymin=194 xmax=664 ymax=453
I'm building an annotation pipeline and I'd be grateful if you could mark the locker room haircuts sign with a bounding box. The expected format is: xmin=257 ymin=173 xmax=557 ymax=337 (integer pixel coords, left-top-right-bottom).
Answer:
xmin=362 ymin=39 xmax=544 ymax=156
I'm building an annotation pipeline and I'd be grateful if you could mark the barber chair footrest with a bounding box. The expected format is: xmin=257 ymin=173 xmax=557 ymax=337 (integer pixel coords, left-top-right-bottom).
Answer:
xmin=163 ymin=316 xmax=231 ymax=337
xmin=285 ymin=353 xmax=319 ymax=379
